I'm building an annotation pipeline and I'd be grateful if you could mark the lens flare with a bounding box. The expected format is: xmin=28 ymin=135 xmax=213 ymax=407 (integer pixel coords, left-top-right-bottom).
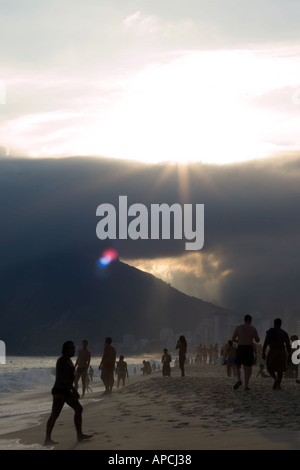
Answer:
xmin=98 ymin=248 xmax=118 ymax=267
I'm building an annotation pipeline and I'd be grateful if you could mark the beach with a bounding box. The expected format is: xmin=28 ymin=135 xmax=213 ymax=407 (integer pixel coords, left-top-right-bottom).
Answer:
xmin=1 ymin=362 xmax=300 ymax=452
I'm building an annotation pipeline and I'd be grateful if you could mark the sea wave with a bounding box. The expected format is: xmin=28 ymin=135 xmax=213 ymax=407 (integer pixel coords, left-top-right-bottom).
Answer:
xmin=0 ymin=367 xmax=54 ymax=394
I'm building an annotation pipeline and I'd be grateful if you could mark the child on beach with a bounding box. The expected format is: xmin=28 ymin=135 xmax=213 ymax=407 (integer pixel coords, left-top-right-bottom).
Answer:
xmin=222 ymin=340 xmax=236 ymax=377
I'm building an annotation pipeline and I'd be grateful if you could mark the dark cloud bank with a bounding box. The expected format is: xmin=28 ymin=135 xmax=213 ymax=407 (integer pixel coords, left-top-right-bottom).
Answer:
xmin=1 ymin=153 xmax=300 ymax=316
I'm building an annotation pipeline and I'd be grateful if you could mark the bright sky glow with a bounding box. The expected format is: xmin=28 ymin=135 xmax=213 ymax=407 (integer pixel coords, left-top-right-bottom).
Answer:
xmin=122 ymin=252 xmax=233 ymax=304
xmin=1 ymin=1 xmax=300 ymax=164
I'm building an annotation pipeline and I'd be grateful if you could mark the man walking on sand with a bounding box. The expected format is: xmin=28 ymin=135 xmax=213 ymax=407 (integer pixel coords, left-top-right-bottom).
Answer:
xmin=44 ymin=340 xmax=93 ymax=446
xmin=232 ymin=314 xmax=260 ymax=391
xmin=262 ymin=318 xmax=291 ymax=390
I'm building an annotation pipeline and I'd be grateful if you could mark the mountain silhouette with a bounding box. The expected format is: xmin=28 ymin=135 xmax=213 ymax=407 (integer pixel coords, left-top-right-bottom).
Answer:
xmin=0 ymin=250 xmax=234 ymax=355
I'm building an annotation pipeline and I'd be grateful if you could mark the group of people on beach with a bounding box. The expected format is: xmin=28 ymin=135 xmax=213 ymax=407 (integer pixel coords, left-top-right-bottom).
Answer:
xmin=74 ymin=337 xmax=130 ymax=396
xmin=160 ymin=335 xmax=188 ymax=378
xmin=229 ymin=314 xmax=298 ymax=391
xmin=43 ymin=314 xmax=299 ymax=446
xmin=43 ymin=333 xmax=188 ymax=446
xmin=44 ymin=336 xmax=128 ymax=446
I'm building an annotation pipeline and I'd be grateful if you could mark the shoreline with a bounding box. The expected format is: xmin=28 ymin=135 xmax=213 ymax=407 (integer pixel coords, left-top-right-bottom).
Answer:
xmin=1 ymin=364 xmax=300 ymax=450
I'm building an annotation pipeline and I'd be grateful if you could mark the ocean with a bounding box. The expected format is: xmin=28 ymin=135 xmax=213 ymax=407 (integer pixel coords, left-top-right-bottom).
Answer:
xmin=0 ymin=354 xmax=162 ymax=450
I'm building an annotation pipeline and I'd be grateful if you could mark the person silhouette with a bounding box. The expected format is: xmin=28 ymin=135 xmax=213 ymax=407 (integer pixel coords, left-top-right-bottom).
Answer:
xmin=176 ymin=335 xmax=187 ymax=377
xmin=161 ymin=348 xmax=172 ymax=377
xmin=74 ymin=339 xmax=91 ymax=398
xmin=115 ymin=355 xmax=129 ymax=387
xmin=98 ymin=337 xmax=116 ymax=394
xmin=262 ymin=318 xmax=292 ymax=390
xmin=232 ymin=314 xmax=260 ymax=390
xmin=44 ymin=341 xmax=93 ymax=446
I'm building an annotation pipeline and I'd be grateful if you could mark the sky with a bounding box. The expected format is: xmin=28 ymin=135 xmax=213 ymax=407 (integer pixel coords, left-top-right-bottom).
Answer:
xmin=1 ymin=0 xmax=300 ymax=164
xmin=1 ymin=1 xmax=300 ymax=318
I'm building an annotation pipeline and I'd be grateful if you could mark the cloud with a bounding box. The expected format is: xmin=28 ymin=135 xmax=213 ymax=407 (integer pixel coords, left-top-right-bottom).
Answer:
xmin=2 ymin=46 xmax=300 ymax=164
xmin=2 ymin=1 xmax=300 ymax=75
xmin=1 ymin=153 xmax=300 ymax=317
xmin=123 ymin=11 xmax=160 ymax=34
xmin=1 ymin=0 xmax=300 ymax=320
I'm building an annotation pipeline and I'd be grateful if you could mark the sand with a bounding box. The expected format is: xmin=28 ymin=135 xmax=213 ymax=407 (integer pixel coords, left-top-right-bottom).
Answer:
xmin=2 ymin=363 xmax=300 ymax=452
